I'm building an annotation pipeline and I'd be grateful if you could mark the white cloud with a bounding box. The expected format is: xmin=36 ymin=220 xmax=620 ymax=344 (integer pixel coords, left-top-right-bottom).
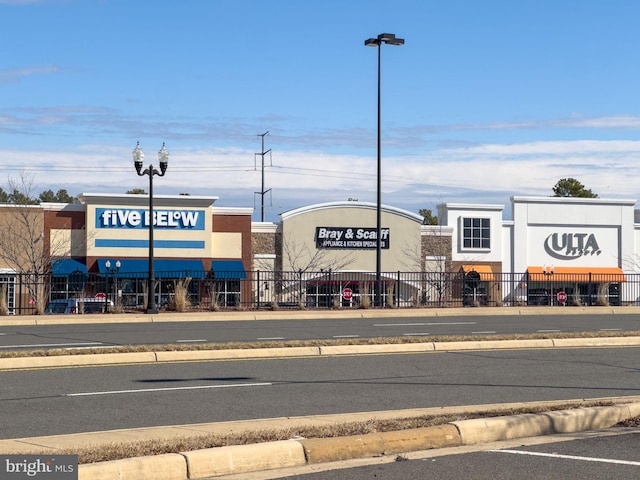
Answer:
xmin=1 ymin=137 xmax=637 ymax=223
xmin=0 ymin=65 xmax=65 ymax=84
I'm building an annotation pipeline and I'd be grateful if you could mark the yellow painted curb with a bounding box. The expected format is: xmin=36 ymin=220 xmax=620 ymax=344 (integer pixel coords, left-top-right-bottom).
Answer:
xmin=182 ymin=440 xmax=306 ymax=478
xmin=78 ymin=453 xmax=186 ymax=480
xmin=377 ymin=424 xmax=462 ymax=454
xmin=298 ymin=424 xmax=461 ymax=463
xmin=299 ymin=433 xmax=385 ymax=463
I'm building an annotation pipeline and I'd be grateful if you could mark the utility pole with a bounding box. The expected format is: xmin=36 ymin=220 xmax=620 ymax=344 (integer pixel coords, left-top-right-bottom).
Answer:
xmin=254 ymin=131 xmax=272 ymax=222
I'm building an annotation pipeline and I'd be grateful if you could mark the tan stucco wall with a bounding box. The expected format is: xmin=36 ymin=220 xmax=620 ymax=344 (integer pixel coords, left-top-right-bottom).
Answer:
xmin=280 ymin=203 xmax=422 ymax=272
xmin=211 ymin=232 xmax=242 ymax=258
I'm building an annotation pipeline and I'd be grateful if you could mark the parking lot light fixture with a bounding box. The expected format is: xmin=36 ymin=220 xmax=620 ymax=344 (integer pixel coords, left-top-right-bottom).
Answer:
xmin=364 ymin=32 xmax=404 ymax=307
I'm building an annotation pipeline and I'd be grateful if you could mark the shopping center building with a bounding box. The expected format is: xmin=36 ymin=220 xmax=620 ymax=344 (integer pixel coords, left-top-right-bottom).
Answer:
xmin=0 ymin=192 xmax=638 ymax=313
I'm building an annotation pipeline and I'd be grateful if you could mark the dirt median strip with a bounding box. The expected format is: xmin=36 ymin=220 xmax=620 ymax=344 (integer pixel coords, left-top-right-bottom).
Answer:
xmin=73 ymin=402 xmax=640 ymax=479
xmin=2 ymin=336 xmax=640 ymax=370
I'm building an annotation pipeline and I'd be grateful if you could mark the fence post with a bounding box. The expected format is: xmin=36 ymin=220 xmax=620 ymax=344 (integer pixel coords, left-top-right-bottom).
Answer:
xmin=328 ymin=269 xmax=333 ymax=310
xmin=256 ymin=270 xmax=260 ymax=310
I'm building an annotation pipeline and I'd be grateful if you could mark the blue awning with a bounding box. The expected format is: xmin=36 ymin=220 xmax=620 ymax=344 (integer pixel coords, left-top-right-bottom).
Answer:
xmin=52 ymin=258 xmax=88 ymax=276
xmin=212 ymin=260 xmax=247 ymax=279
xmin=97 ymin=259 xmax=206 ymax=278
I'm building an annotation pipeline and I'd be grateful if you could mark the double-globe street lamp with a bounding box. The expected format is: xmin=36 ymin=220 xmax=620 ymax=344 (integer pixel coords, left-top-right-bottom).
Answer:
xmin=364 ymin=33 xmax=404 ymax=307
xmin=132 ymin=142 xmax=169 ymax=314
xmin=104 ymin=259 xmax=121 ymax=312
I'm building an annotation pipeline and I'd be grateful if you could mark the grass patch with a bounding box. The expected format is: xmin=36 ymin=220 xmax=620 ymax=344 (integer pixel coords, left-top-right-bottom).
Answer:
xmin=41 ymin=400 xmax=620 ymax=464
xmin=3 ymin=330 xmax=640 ymax=359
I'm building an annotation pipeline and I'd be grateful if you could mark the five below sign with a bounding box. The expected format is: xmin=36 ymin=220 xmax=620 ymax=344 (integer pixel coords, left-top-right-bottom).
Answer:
xmin=315 ymin=227 xmax=390 ymax=249
xmin=96 ymin=208 xmax=205 ymax=230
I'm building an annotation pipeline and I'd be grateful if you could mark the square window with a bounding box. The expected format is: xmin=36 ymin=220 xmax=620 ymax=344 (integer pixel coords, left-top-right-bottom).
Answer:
xmin=461 ymin=217 xmax=490 ymax=251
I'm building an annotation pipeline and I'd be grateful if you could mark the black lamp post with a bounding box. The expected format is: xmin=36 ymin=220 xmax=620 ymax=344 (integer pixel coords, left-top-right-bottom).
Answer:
xmin=365 ymin=33 xmax=404 ymax=307
xmin=104 ymin=259 xmax=121 ymax=312
xmin=133 ymin=141 xmax=169 ymax=314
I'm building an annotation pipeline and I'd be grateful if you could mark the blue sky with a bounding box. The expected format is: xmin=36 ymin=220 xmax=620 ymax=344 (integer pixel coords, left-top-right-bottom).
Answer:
xmin=3 ymin=0 xmax=640 ymax=222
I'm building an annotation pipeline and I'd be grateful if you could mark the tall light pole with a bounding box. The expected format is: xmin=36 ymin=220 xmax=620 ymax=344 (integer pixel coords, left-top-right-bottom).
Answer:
xmin=133 ymin=141 xmax=169 ymax=314
xmin=365 ymin=33 xmax=404 ymax=307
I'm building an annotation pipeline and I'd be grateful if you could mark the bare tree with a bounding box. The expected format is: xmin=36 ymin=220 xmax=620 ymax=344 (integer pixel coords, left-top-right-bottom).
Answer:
xmin=279 ymin=233 xmax=357 ymax=308
xmin=420 ymin=225 xmax=453 ymax=307
xmin=0 ymin=172 xmax=82 ymax=313
xmin=282 ymin=233 xmax=357 ymax=273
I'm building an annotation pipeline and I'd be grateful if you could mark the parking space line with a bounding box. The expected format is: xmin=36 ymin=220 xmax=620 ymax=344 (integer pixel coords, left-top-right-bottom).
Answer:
xmin=0 ymin=342 xmax=102 ymax=349
xmin=490 ymin=449 xmax=640 ymax=466
xmin=374 ymin=322 xmax=476 ymax=327
xmin=66 ymin=382 xmax=273 ymax=397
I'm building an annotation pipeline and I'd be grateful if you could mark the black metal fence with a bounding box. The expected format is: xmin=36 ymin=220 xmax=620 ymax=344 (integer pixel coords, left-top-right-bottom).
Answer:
xmin=2 ymin=269 xmax=639 ymax=315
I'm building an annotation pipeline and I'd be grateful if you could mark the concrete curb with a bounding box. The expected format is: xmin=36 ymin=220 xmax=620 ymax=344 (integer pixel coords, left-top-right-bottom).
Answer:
xmin=451 ymin=404 xmax=637 ymax=445
xmin=79 ymin=453 xmax=187 ymax=480
xmin=4 ymin=336 xmax=640 ymax=370
xmin=76 ymin=403 xmax=640 ymax=479
xmin=183 ymin=440 xmax=306 ymax=478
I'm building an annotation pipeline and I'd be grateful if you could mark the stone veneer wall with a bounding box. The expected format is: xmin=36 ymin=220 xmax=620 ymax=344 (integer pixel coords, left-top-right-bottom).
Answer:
xmin=421 ymin=234 xmax=452 ymax=271
xmin=251 ymin=232 xmax=282 ymax=271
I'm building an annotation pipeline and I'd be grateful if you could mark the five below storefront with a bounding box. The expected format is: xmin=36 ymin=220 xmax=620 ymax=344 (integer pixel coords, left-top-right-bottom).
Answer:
xmin=47 ymin=193 xmax=252 ymax=309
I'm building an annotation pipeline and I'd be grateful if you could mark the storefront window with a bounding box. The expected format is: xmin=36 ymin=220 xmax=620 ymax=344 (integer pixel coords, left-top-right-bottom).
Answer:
xmin=210 ymin=280 xmax=241 ymax=308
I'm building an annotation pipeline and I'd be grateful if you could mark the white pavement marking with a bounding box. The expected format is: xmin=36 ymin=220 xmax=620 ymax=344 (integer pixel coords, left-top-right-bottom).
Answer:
xmin=176 ymin=339 xmax=207 ymax=343
xmin=490 ymin=449 xmax=640 ymax=466
xmin=257 ymin=337 xmax=285 ymax=340
xmin=65 ymin=382 xmax=273 ymax=397
xmin=600 ymin=328 xmax=622 ymax=331
xmin=472 ymin=331 xmax=497 ymax=334
xmin=538 ymin=330 xmax=561 ymax=333
xmin=333 ymin=335 xmax=360 ymax=338
xmin=374 ymin=322 xmax=476 ymax=327
xmin=0 ymin=342 xmax=103 ymax=349
xmin=403 ymin=333 xmax=430 ymax=336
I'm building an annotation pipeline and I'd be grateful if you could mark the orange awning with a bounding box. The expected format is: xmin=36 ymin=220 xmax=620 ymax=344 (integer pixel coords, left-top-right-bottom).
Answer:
xmin=461 ymin=265 xmax=495 ymax=282
xmin=527 ymin=266 xmax=626 ymax=283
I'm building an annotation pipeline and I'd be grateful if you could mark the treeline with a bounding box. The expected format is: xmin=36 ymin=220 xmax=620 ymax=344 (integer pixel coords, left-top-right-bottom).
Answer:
xmin=0 ymin=188 xmax=76 ymax=205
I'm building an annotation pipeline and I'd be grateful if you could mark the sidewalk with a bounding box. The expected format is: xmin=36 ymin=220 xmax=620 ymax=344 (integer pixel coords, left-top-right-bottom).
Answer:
xmin=2 ymin=304 xmax=640 ymax=327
